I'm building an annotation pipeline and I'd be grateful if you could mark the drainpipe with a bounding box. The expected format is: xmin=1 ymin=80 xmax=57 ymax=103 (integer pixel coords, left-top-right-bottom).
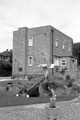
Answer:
xmin=51 ymin=29 xmax=54 ymax=75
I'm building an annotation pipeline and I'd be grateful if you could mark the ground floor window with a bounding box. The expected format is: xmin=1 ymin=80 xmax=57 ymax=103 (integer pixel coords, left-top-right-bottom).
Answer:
xmin=61 ymin=59 xmax=66 ymax=66
xmin=28 ymin=56 xmax=33 ymax=66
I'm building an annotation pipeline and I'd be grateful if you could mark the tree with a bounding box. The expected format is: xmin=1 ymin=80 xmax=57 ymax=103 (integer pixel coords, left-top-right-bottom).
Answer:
xmin=0 ymin=49 xmax=12 ymax=76
xmin=73 ymin=43 xmax=80 ymax=65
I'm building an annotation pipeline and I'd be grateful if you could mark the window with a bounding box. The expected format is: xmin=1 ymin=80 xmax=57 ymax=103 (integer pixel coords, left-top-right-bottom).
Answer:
xmin=62 ymin=44 xmax=65 ymax=49
xmin=55 ymin=41 xmax=58 ymax=47
xmin=55 ymin=38 xmax=58 ymax=47
xmin=28 ymin=36 xmax=33 ymax=46
xmin=28 ymin=56 xmax=33 ymax=66
xmin=62 ymin=40 xmax=65 ymax=50
xmin=61 ymin=59 xmax=66 ymax=66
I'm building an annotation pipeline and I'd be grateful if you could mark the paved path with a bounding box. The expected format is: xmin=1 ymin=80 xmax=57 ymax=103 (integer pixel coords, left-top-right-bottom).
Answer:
xmin=0 ymin=77 xmax=11 ymax=81
xmin=19 ymin=97 xmax=80 ymax=109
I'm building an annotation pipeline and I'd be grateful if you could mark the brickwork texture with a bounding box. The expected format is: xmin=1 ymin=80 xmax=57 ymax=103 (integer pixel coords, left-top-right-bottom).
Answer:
xmin=12 ymin=25 xmax=73 ymax=77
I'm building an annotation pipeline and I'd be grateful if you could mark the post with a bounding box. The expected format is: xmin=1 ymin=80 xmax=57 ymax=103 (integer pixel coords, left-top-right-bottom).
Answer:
xmin=51 ymin=29 xmax=54 ymax=75
xmin=49 ymin=88 xmax=56 ymax=108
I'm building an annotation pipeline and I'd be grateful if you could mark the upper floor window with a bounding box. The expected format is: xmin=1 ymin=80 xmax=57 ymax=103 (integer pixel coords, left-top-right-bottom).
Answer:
xmin=62 ymin=40 xmax=65 ymax=50
xmin=61 ymin=59 xmax=66 ymax=66
xmin=55 ymin=38 xmax=58 ymax=47
xmin=28 ymin=56 xmax=33 ymax=66
xmin=62 ymin=44 xmax=65 ymax=49
xmin=68 ymin=44 xmax=71 ymax=51
xmin=28 ymin=36 xmax=33 ymax=46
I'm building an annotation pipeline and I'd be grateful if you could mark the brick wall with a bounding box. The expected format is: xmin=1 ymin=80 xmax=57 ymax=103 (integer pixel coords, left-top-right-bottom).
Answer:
xmin=12 ymin=27 xmax=28 ymax=77
xmin=53 ymin=28 xmax=73 ymax=56
xmin=12 ymin=25 xmax=73 ymax=77
xmin=13 ymin=31 xmax=19 ymax=76
xmin=26 ymin=26 xmax=51 ymax=75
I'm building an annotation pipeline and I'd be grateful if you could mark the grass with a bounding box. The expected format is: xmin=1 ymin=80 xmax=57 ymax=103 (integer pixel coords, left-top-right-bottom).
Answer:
xmin=0 ymin=79 xmax=78 ymax=107
xmin=0 ymin=69 xmax=80 ymax=107
xmin=0 ymin=89 xmax=77 ymax=107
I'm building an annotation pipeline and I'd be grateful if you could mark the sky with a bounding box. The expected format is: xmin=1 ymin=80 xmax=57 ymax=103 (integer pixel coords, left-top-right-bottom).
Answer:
xmin=0 ymin=0 xmax=80 ymax=52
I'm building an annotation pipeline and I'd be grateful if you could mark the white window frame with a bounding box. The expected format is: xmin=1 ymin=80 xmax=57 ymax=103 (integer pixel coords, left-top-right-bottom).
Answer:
xmin=28 ymin=36 xmax=33 ymax=46
xmin=62 ymin=40 xmax=65 ymax=50
xmin=55 ymin=38 xmax=58 ymax=47
xmin=28 ymin=56 xmax=33 ymax=66
xmin=55 ymin=41 xmax=58 ymax=47
xmin=61 ymin=59 xmax=66 ymax=66
xmin=62 ymin=44 xmax=65 ymax=49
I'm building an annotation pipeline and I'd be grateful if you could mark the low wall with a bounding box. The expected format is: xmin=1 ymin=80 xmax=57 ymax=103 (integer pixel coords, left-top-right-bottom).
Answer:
xmin=0 ymin=101 xmax=80 ymax=120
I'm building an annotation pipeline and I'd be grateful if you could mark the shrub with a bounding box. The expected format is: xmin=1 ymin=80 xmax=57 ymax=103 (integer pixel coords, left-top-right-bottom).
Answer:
xmin=0 ymin=60 xmax=12 ymax=76
xmin=66 ymin=78 xmax=75 ymax=88
xmin=66 ymin=75 xmax=70 ymax=81
xmin=72 ymin=83 xmax=80 ymax=93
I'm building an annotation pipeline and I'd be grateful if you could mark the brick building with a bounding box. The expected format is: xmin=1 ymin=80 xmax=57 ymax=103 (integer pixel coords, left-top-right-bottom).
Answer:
xmin=12 ymin=25 xmax=77 ymax=78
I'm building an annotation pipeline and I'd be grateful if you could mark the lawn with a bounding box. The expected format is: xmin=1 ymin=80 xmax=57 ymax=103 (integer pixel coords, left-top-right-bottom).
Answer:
xmin=0 ymin=79 xmax=78 ymax=107
xmin=0 ymin=70 xmax=80 ymax=107
xmin=0 ymin=90 xmax=77 ymax=107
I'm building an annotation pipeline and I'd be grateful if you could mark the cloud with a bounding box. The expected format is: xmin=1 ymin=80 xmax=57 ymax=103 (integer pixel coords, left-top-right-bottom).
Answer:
xmin=0 ymin=0 xmax=80 ymax=51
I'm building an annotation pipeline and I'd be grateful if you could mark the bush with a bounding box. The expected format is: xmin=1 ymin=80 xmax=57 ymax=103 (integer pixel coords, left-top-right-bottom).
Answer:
xmin=72 ymin=83 xmax=80 ymax=93
xmin=0 ymin=60 xmax=12 ymax=76
xmin=66 ymin=78 xmax=75 ymax=88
